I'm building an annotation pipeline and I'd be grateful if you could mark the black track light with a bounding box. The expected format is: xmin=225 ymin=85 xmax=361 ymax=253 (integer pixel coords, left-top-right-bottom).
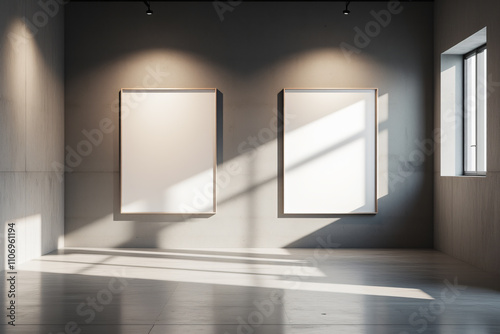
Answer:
xmin=343 ymin=1 xmax=351 ymax=15
xmin=144 ymin=1 xmax=153 ymax=15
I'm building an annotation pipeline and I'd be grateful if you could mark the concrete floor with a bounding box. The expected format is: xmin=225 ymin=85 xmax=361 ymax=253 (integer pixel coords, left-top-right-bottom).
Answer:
xmin=1 ymin=248 xmax=499 ymax=333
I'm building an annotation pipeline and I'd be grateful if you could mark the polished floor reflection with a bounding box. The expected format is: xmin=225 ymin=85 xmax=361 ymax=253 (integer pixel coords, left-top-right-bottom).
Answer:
xmin=1 ymin=248 xmax=499 ymax=333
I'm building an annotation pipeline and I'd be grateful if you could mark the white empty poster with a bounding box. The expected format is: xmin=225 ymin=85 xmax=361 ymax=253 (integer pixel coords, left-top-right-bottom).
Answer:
xmin=120 ymin=89 xmax=217 ymax=214
xmin=283 ymin=89 xmax=377 ymax=214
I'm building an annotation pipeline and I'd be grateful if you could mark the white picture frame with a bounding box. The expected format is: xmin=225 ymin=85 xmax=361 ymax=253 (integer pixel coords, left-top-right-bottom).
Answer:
xmin=283 ymin=88 xmax=378 ymax=215
xmin=120 ymin=88 xmax=217 ymax=215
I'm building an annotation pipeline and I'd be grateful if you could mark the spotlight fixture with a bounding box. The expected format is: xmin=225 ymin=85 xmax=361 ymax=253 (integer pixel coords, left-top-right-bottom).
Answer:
xmin=343 ymin=1 xmax=351 ymax=15
xmin=143 ymin=0 xmax=153 ymax=15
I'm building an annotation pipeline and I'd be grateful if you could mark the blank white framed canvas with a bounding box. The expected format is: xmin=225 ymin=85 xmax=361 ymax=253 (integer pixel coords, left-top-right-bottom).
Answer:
xmin=120 ymin=88 xmax=217 ymax=214
xmin=283 ymin=89 xmax=378 ymax=214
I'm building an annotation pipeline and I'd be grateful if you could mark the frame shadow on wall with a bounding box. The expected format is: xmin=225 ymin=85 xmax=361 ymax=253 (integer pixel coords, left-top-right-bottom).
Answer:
xmin=112 ymin=90 xmax=224 ymax=222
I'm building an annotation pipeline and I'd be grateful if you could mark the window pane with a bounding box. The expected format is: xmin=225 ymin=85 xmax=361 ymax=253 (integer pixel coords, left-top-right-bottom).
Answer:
xmin=464 ymin=54 xmax=476 ymax=173
xmin=476 ymin=48 xmax=487 ymax=173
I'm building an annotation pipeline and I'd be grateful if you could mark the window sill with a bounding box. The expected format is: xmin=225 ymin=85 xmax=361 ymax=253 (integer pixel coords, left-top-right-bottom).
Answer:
xmin=440 ymin=174 xmax=487 ymax=178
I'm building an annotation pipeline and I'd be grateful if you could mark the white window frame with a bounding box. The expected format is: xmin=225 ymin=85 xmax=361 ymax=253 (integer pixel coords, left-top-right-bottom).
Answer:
xmin=463 ymin=44 xmax=487 ymax=176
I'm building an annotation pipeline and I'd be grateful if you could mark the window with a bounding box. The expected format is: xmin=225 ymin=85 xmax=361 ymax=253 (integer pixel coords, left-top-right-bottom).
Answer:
xmin=440 ymin=27 xmax=486 ymax=177
xmin=464 ymin=45 xmax=487 ymax=175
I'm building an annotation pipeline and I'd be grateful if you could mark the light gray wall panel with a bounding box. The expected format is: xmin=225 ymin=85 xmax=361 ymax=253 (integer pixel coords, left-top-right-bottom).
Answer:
xmin=0 ymin=0 xmax=65 ymax=268
xmin=0 ymin=173 xmax=26 ymax=269
xmin=26 ymin=0 xmax=65 ymax=172
xmin=0 ymin=1 xmax=26 ymax=172
xmin=26 ymin=172 xmax=64 ymax=255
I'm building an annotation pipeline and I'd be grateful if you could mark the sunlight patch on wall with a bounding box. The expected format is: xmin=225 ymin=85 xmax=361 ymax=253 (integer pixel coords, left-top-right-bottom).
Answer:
xmin=378 ymin=93 xmax=389 ymax=198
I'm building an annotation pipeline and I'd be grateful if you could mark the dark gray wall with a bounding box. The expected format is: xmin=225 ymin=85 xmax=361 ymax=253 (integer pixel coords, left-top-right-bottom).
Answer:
xmin=0 ymin=0 xmax=65 ymax=268
xmin=65 ymin=1 xmax=434 ymax=248
xmin=435 ymin=0 xmax=500 ymax=275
